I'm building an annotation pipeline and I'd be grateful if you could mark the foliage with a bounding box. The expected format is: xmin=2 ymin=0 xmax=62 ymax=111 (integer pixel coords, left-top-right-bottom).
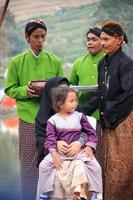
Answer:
xmin=0 ymin=11 xmax=24 ymax=72
xmin=0 ymin=0 xmax=133 ymax=76
xmin=19 ymin=4 xmax=99 ymax=64
xmin=97 ymin=0 xmax=133 ymax=57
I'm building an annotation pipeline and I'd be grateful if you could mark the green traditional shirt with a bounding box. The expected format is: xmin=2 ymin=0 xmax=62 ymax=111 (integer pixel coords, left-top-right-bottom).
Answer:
xmin=69 ymin=51 xmax=105 ymax=120
xmin=5 ymin=50 xmax=63 ymax=124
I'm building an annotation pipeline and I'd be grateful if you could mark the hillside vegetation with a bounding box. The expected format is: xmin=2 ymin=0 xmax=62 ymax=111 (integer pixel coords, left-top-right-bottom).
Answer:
xmin=5 ymin=1 xmax=101 ymax=64
xmin=9 ymin=0 xmax=99 ymax=22
xmin=0 ymin=0 xmax=133 ymax=77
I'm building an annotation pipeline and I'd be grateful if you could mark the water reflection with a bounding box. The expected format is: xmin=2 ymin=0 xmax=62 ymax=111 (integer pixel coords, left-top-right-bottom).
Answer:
xmin=0 ymin=118 xmax=18 ymax=134
xmin=0 ymin=128 xmax=21 ymax=199
xmin=0 ymin=108 xmax=20 ymax=200
xmin=0 ymin=88 xmax=22 ymax=199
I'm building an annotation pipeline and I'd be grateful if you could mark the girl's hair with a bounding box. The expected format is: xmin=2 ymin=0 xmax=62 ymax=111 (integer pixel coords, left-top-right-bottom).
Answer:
xmin=51 ymin=85 xmax=76 ymax=112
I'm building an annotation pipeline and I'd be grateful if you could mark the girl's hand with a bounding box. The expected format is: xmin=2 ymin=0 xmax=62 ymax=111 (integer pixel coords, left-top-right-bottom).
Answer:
xmin=57 ymin=140 xmax=69 ymax=154
xmin=84 ymin=146 xmax=94 ymax=157
xmin=66 ymin=141 xmax=82 ymax=157
xmin=51 ymin=151 xmax=62 ymax=170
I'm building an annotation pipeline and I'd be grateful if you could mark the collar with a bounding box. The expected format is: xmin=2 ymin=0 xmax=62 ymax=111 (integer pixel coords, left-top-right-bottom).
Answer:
xmin=30 ymin=49 xmax=40 ymax=58
xmin=105 ymin=47 xmax=122 ymax=60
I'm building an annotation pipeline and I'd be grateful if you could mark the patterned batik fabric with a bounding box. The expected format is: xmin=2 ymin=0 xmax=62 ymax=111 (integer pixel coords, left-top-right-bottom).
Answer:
xmin=101 ymin=112 xmax=133 ymax=200
xmin=19 ymin=120 xmax=39 ymax=200
xmin=95 ymin=122 xmax=102 ymax=165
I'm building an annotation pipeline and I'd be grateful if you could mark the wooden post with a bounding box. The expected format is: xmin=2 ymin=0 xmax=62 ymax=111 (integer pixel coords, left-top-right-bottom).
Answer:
xmin=0 ymin=0 xmax=10 ymax=28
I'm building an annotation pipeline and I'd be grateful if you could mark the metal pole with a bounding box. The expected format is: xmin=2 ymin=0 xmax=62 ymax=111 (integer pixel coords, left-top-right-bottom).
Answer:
xmin=71 ymin=85 xmax=97 ymax=92
xmin=0 ymin=0 xmax=10 ymax=28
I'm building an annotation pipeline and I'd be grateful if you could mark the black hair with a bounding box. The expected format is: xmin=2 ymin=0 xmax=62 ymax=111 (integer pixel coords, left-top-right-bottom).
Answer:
xmin=25 ymin=19 xmax=47 ymax=36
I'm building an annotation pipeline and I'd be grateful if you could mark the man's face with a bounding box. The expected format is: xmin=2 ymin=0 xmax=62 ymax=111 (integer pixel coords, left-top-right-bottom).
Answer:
xmin=86 ymin=32 xmax=102 ymax=55
xmin=25 ymin=28 xmax=46 ymax=55
xmin=100 ymin=32 xmax=122 ymax=55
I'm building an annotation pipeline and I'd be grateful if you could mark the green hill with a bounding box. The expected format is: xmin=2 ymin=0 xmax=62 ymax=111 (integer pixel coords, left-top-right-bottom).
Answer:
xmin=8 ymin=1 xmax=100 ymax=64
xmin=1 ymin=0 xmax=133 ymax=77
xmin=9 ymin=0 xmax=99 ymax=22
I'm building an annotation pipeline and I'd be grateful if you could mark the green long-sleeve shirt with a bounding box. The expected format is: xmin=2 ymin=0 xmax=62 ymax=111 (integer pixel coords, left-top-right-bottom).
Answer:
xmin=5 ymin=50 xmax=63 ymax=124
xmin=69 ymin=52 xmax=105 ymax=120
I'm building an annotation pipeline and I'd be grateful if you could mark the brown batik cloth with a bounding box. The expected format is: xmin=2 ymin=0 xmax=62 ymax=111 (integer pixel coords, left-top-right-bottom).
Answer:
xmin=101 ymin=112 xmax=133 ymax=200
xmin=19 ymin=120 xmax=39 ymax=200
xmin=95 ymin=122 xmax=102 ymax=165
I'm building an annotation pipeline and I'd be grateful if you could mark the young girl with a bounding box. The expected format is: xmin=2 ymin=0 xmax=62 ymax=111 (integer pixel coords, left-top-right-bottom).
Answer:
xmin=36 ymin=85 xmax=102 ymax=200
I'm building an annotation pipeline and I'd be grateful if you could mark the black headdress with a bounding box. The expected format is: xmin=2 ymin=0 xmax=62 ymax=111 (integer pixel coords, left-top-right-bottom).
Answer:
xmin=25 ymin=20 xmax=47 ymax=36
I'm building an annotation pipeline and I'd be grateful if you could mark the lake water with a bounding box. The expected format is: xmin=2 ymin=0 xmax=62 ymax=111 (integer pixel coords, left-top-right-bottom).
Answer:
xmin=0 ymin=132 xmax=21 ymax=200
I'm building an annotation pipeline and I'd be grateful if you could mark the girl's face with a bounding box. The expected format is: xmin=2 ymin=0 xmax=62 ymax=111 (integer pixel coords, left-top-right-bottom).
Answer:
xmin=60 ymin=91 xmax=78 ymax=114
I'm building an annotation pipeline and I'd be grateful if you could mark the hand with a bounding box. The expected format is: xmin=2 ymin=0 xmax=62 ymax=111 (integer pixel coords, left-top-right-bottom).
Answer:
xmin=66 ymin=141 xmax=82 ymax=157
xmin=57 ymin=141 xmax=69 ymax=154
xmin=84 ymin=146 xmax=94 ymax=157
xmin=27 ymin=82 xmax=39 ymax=98
xmin=51 ymin=151 xmax=63 ymax=170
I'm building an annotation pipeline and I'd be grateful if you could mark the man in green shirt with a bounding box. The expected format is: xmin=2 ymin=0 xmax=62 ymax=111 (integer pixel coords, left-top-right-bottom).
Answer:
xmin=4 ymin=19 xmax=63 ymax=200
xmin=70 ymin=26 xmax=105 ymax=120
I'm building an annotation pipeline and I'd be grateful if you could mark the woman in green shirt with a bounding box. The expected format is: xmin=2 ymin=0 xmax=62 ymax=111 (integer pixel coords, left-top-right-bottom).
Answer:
xmin=5 ymin=19 xmax=63 ymax=200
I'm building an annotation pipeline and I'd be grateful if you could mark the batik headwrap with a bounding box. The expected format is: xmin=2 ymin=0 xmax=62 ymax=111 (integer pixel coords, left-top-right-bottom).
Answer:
xmin=102 ymin=23 xmax=128 ymax=44
xmin=25 ymin=20 xmax=47 ymax=36
xmin=86 ymin=26 xmax=102 ymax=37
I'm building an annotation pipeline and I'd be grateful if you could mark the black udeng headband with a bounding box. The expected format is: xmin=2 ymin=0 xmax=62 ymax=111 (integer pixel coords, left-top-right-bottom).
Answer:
xmin=87 ymin=26 xmax=102 ymax=37
xmin=102 ymin=26 xmax=128 ymax=44
xmin=102 ymin=27 xmax=123 ymax=36
xmin=25 ymin=21 xmax=47 ymax=36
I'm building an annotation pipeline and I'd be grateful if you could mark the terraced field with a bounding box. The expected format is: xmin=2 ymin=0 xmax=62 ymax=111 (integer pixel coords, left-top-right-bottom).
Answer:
xmin=8 ymin=0 xmax=99 ymax=22
xmin=0 ymin=0 xmax=101 ymax=70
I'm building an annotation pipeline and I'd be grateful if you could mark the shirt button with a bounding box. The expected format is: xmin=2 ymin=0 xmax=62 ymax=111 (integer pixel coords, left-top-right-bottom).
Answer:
xmin=101 ymin=96 xmax=104 ymax=99
xmin=91 ymin=75 xmax=95 ymax=78
xmin=103 ymin=81 xmax=105 ymax=84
